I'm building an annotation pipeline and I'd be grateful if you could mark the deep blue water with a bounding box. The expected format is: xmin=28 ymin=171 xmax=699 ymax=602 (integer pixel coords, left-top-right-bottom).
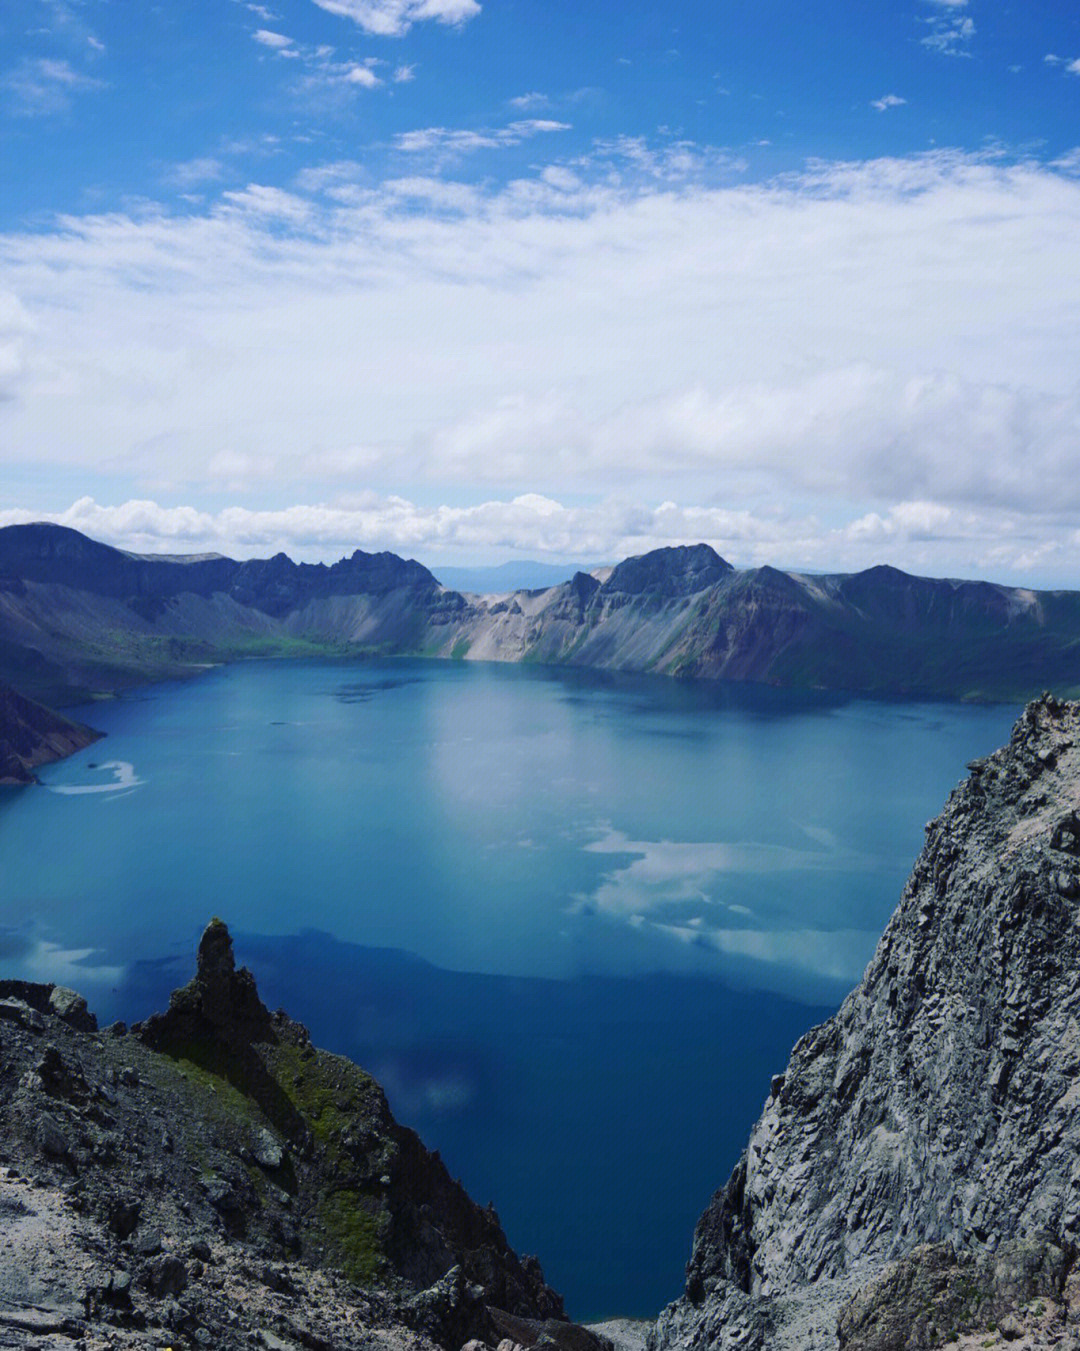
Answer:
xmin=0 ymin=658 xmax=1019 ymax=1317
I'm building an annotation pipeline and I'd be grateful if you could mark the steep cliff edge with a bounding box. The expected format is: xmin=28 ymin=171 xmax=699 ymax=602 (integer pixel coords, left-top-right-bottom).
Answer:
xmin=653 ymin=694 xmax=1080 ymax=1351
xmin=0 ymin=680 xmax=100 ymax=783
xmin=0 ymin=921 xmax=589 ymax=1351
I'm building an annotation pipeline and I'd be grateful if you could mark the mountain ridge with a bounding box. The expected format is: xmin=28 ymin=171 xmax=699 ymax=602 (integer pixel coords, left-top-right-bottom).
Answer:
xmin=2 ymin=523 xmax=1079 ymax=721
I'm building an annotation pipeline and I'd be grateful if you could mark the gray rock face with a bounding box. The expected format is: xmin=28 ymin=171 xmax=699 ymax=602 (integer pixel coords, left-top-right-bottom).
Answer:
xmin=654 ymin=695 xmax=1080 ymax=1351
xmin=837 ymin=1239 xmax=1070 ymax=1351
xmin=0 ymin=920 xmax=575 ymax=1350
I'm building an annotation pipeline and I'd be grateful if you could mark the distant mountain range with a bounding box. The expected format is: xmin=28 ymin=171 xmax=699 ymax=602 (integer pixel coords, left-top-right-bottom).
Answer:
xmin=2 ymin=522 xmax=1079 ymax=716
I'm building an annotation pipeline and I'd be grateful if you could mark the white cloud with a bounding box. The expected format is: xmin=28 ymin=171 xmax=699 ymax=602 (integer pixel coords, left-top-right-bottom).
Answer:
xmin=393 ymin=63 xmax=416 ymax=82
xmin=921 ymin=13 xmax=975 ymax=56
xmin=6 ymin=492 xmax=1080 ymax=585
xmin=165 ymin=157 xmax=226 ymax=189
xmin=584 ymin=135 xmax=744 ymax=181
xmin=1069 ymin=59 xmax=1080 ymax=76
xmin=395 ymin=119 xmax=570 ymax=153
xmin=253 ymin=28 xmax=294 ymax=48
xmin=871 ymin=94 xmax=906 ymax=112
xmin=308 ymin=0 xmax=480 ymax=38
xmin=2 ymin=56 xmax=105 ymax=115
xmin=7 ymin=150 xmax=1080 ymax=581
xmin=219 ymin=183 xmax=313 ymax=220
xmin=0 ymin=290 xmax=33 ymax=400
xmin=343 ymin=62 xmax=381 ymax=87
xmin=509 ymin=91 xmax=550 ymax=110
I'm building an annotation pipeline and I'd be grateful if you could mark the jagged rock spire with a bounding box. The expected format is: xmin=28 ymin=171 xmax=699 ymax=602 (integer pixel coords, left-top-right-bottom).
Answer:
xmin=139 ymin=918 xmax=273 ymax=1051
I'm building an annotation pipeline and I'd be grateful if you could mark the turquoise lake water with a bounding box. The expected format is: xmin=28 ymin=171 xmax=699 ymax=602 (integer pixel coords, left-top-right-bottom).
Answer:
xmin=0 ymin=658 xmax=1019 ymax=1317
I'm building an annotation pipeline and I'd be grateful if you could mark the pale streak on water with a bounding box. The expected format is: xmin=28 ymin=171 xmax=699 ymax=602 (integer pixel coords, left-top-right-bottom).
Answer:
xmin=0 ymin=658 xmax=1021 ymax=1319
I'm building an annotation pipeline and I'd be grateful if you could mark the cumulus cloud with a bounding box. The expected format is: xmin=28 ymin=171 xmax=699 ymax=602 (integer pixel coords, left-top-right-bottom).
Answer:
xmin=7 ymin=493 xmax=1080 ymax=584
xmin=308 ymin=0 xmax=480 ymax=38
xmin=871 ymin=94 xmax=906 ymax=111
xmin=1044 ymin=55 xmax=1080 ymax=73
xmin=6 ymin=149 xmax=1080 ymax=581
xmin=253 ymin=28 xmax=294 ymax=48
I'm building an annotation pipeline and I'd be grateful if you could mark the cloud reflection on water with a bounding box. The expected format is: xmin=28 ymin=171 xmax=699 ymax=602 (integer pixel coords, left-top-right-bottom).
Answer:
xmin=576 ymin=825 xmax=880 ymax=984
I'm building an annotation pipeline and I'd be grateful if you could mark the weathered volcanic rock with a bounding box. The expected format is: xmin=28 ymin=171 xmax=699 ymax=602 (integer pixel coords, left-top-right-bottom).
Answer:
xmin=653 ymin=695 xmax=1080 ymax=1351
xmin=0 ymin=920 xmax=599 ymax=1351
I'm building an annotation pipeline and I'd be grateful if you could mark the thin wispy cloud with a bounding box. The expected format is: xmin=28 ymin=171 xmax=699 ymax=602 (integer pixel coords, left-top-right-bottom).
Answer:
xmin=164 ymin=157 xmax=226 ymax=189
xmin=395 ymin=120 xmax=570 ymax=153
xmin=37 ymin=0 xmax=106 ymax=57
xmin=871 ymin=94 xmax=906 ymax=111
xmin=308 ymin=0 xmax=480 ymax=38
xmin=510 ymin=92 xmax=550 ymax=111
xmin=921 ymin=5 xmax=976 ymax=57
xmin=248 ymin=27 xmax=387 ymax=94
xmin=2 ymin=56 xmax=106 ymax=116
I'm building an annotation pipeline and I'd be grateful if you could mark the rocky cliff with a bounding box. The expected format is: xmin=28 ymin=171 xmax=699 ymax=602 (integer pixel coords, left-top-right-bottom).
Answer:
xmin=4 ymin=524 xmax=1079 ymax=709
xmin=0 ymin=680 xmax=101 ymax=783
xmin=653 ymin=694 xmax=1080 ymax=1351
xmin=0 ymin=920 xmax=594 ymax=1351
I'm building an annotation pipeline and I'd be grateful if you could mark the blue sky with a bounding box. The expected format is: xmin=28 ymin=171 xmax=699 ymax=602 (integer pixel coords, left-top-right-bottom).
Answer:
xmin=5 ymin=0 xmax=1079 ymax=221
xmin=3 ymin=0 xmax=1080 ymax=580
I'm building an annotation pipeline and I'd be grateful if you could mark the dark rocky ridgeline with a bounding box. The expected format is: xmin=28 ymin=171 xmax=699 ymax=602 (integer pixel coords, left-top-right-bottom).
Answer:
xmin=0 ymin=521 xmax=458 ymax=704
xmin=599 ymin=545 xmax=734 ymax=599
xmin=0 ymin=521 xmax=441 ymax=612
xmin=0 ymin=680 xmax=101 ymax=784
xmin=651 ymin=694 xmax=1080 ymax=1351
xmin=6 ymin=523 xmax=1080 ymax=703
xmin=446 ymin=545 xmax=1080 ymax=701
xmin=0 ymin=919 xmax=604 ymax=1351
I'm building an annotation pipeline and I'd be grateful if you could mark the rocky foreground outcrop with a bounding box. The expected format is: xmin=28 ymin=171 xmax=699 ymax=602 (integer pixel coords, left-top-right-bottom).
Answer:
xmin=653 ymin=695 xmax=1080 ymax=1351
xmin=0 ymin=680 xmax=100 ymax=784
xmin=0 ymin=921 xmax=602 ymax=1351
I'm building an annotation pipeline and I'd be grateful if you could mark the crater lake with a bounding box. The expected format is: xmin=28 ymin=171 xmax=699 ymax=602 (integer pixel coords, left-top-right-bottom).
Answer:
xmin=0 ymin=658 xmax=1019 ymax=1318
